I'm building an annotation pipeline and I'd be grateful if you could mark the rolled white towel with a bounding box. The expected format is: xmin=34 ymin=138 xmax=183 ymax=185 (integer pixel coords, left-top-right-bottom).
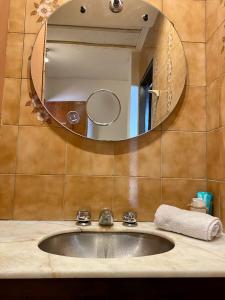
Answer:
xmin=154 ymin=205 xmax=223 ymax=241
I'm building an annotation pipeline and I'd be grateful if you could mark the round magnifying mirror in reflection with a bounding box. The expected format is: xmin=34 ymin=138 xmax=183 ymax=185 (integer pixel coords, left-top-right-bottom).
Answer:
xmin=86 ymin=90 xmax=121 ymax=126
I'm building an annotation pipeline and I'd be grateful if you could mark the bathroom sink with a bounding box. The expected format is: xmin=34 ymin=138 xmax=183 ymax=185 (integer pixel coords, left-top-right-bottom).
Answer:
xmin=38 ymin=232 xmax=174 ymax=258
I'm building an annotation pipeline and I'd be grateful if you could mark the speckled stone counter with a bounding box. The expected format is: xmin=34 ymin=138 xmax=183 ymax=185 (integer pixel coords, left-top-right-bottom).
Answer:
xmin=0 ymin=221 xmax=225 ymax=278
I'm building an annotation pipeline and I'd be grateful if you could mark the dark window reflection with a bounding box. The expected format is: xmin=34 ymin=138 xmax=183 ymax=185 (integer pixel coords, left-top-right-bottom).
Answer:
xmin=139 ymin=61 xmax=153 ymax=134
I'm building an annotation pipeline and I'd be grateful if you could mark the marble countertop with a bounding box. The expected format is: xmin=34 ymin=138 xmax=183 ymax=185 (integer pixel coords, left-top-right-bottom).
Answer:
xmin=0 ymin=221 xmax=225 ymax=278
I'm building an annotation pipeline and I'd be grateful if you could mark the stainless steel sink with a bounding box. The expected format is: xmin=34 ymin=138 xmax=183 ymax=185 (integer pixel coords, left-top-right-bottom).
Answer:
xmin=38 ymin=232 xmax=174 ymax=258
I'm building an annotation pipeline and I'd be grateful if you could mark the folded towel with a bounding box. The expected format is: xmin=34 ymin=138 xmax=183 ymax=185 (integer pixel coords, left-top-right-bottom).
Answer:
xmin=154 ymin=205 xmax=223 ymax=241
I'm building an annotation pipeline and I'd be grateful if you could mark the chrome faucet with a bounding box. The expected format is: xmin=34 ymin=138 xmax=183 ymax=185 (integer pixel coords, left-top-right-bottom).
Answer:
xmin=99 ymin=209 xmax=114 ymax=226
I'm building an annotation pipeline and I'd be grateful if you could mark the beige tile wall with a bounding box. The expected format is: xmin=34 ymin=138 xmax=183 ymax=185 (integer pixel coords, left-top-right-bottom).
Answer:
xmin=206 ymin=0 xmax=225 ymax=225
xmin=0 ymin=0 xmax=10 ymax=120
xmin=0 ymin=0 xmax=207 ymax=221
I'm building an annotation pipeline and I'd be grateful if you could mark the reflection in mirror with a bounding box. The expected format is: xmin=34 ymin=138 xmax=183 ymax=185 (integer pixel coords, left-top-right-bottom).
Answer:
xmin=31 ymin=0 xmax=186 ymax=141
xmin=86 ymin=89 xmax=121 ymax=127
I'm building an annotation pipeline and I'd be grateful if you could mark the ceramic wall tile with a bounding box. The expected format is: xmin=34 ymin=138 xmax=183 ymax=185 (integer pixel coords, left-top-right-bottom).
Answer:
xmin=5 ymin=33 xmax=24 ymax=78
xmin=218 ymin=127 xmax=225 ymax=182
xmin=218 ymin=21 xmax=225 ymax=78
xmin=162 ymin=179 xmax=207 ymax=209
xmin=207 ymin=130 xmax=220 ymax=180
xmin=162 ymin=131 xmax=206 ymax=179
xmin=206 ymin=29 xmax=220 ymax=85
xmin=63 ymin=176 xmax=113 ymax=220
xmin=207 ymin=79 xmax=220 ymax=131
xmin=0 ymin=175 xmax=14 ymax=219
xmin=206 ymin=0 xmax=225 ymax=41
xmin=218 ymin=0 xmax=225 ymax=26
xmin=183 ymin=42 xmax=206 ymax=86
xmin=207 ymin=180 xmax=220 ymax=218
xmin=8 ymin=0 xmax=26 ymax=33
xmin=114 ymin=131 xmax=161 ymax=178
xmin=14 ymin=175 xmax=64 ymax=220
xmin=219 ymin=74 xmax=225 ymax=126
xmin=207 ymin=127 xmax=225 ymax=182
xmin=206 ymin=0 xmax=219 ymax=41
xmin=219 ymin=182 xmax=225 ymax=225
xmin=163 ymin=0 xmax=205 ymax=42
xmin=162 ymin=86 xmax=206 ymax=131
xmin=2 ymin=78 xmax=21 ymax=125
xmin=0 ymin=0 xmax=10 ymax=120
xmin=0 ymin=126 xmax=18 ymax=174
xmin=66 ymin=135 xmax=114 ymax=176
xmin=209 ymin=20 xmax=225 ymax=82
xmin=113 ymin=177 xmax=161 ymax=221
xmin=16 ymin=126 xmax=66 ymax=175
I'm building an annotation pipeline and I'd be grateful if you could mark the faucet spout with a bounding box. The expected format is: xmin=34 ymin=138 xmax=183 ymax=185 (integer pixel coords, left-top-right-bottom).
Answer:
xmin=99 ymin=209 xmax=114 ymax=226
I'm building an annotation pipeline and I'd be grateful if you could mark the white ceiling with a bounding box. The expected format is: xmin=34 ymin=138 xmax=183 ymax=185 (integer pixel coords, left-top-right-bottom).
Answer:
xmin=46 ymin=43 xmax=132 ymax=80
xmin=47 ymin=26 xmax=141 ymax=47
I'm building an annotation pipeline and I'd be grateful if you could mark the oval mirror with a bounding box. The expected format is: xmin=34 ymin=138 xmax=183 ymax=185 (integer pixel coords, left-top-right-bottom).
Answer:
xmin=31 ymin=0 xmax=187 ymax=141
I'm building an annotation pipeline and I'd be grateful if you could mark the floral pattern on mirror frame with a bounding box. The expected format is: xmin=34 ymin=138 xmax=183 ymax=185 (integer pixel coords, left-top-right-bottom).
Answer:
xmin=31 ymin=0 xmax=60 ymax=23
xmin=26 ymin=91 xmax=52 ymax=124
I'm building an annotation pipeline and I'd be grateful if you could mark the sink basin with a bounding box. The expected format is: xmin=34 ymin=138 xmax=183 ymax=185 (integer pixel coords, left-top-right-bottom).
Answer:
xmin=38 ymin=232 xmax=174 ymax=258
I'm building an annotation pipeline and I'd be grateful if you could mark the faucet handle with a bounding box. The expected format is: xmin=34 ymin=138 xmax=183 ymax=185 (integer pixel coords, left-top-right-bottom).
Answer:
xmin=76 ymin=210 xmax=91 ymax=226
xmin=122 ymin=211 xmax=137 ymax=227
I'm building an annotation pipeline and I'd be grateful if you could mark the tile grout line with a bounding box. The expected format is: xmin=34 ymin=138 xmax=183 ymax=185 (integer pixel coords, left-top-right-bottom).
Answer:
xmin=0 ymin=123 xmax=212 ymax=133
xmin=1 ymin=173 xmax=211 ymax=180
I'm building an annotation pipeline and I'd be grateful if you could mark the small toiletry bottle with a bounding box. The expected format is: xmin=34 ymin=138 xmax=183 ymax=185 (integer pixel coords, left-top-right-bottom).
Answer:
xmin=196 ymin=192 xmax=213 ymax=215
xmin=190 ymin=198 xmax=207 ymax=214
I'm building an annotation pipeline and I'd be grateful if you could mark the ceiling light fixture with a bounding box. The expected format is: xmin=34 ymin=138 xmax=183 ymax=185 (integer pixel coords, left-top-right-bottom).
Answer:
xmin=109 ymin=0 xmax=123 ymax=13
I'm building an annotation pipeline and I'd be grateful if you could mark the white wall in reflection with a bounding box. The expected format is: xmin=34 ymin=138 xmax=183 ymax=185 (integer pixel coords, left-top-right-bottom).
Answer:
xmin=129 ymin=85 xmax=139 ymax=137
